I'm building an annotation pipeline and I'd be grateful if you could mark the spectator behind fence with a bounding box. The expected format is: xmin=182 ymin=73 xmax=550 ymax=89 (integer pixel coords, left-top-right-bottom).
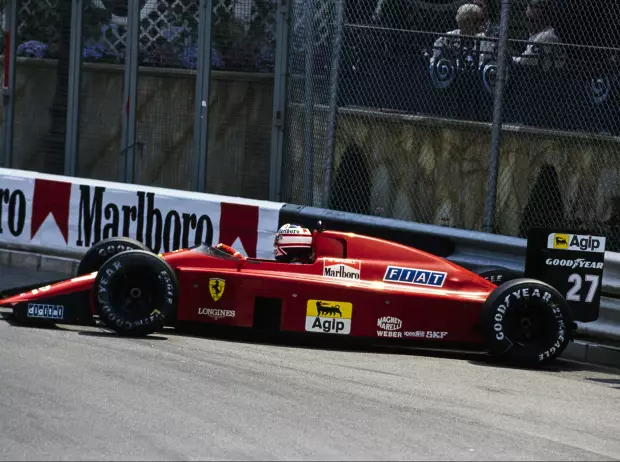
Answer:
xmin=473 ymin=0 xmax=499 ymax=66
xmin=473 ymin=0 xmax=499 ymax=38
xmin=513 ymin=0 xmax=565 ymax=70
xmin=431 ymin=3 xmax=486 ymax=64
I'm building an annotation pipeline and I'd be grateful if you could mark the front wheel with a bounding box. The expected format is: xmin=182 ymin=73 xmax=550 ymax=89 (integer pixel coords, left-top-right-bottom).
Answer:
xmin=480 ymin=278 xmax=573 ymax=366
xmin=93 ymin=250 xmax=179 ymax=336
xmin=77 ymin=237 xmax=152 ymax=276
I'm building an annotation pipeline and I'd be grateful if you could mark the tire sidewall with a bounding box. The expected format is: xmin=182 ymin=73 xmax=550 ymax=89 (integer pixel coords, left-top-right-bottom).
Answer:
xmin=77 ymin=237 xmax=151 ymax=276
xmin=473 ymin=266 xmax=522 ymax=285
xmin=94 ymin=250 xmax=178 ymax=335
xmin=482 ymin=278 xmax=573 ymax=364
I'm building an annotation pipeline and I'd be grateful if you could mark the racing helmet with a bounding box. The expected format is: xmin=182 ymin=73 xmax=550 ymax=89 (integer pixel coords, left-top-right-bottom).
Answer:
xmin=274 ymin=223 xmax=313 ymax=262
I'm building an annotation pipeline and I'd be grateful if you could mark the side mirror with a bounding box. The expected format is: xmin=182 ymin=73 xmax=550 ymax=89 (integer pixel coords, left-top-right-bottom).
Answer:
xmin=316 ymin=220 xmax=326 ymax=232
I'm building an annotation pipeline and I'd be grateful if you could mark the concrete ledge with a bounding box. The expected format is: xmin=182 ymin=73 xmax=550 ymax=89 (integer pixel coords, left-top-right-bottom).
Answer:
xmin=0 ymin=248 xmax=78 ymax=277
xmin=562 ymin=340 xmax=620 ymax=369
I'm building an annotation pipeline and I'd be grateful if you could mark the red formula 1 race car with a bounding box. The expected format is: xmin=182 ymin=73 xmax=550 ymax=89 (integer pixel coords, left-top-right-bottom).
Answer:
xmin=0 ymin=223 xmax=607 ymax=366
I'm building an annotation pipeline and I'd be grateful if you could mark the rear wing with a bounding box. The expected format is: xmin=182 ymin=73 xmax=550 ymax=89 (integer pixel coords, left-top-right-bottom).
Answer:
xmin=525 ymin=228 xmax=605 ymax=323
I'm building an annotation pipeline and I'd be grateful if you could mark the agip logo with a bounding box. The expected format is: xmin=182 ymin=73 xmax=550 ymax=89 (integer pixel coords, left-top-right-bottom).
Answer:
xmin=551 ymin=233 xmax=569 ymax=249
xmin=305 ymin=299 xmax=353 ymax=334
xmin=547 ymin=233 xmax=606 ymax=253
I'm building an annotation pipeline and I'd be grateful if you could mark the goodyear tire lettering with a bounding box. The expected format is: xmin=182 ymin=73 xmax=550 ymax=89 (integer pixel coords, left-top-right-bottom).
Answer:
xmin=93 ymin=250 xmax=178 ymax=336
xmin=482 ymin=279 xmax=572 ymax=365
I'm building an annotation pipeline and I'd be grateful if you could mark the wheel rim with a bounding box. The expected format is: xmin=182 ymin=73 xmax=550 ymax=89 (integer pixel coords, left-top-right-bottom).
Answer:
xmin=106 ymin=265 xmax=164 ymax=322
xmin=504 ymin=299 xmax=558 ymax=348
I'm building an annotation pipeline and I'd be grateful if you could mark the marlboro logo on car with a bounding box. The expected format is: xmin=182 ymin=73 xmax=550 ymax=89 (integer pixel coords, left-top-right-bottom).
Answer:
xmin=323 ymin=259 xmax=361 ymax=280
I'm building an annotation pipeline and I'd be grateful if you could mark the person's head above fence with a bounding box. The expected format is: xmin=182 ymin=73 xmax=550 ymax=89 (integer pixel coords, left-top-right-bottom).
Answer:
xmin=527 ymin=0 xmax=555 ymax=30
xmin=472 ymin=0 xmax=489 ymax=20
xmin=455 ymin=3 xmax=485 ymax=36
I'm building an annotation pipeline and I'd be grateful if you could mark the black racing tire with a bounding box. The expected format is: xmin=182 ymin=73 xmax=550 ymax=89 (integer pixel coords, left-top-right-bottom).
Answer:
xmin=77 ymin=237 xmax=152 ymax=276
xmin=480 ymin=278 xmax=573 ymax=366
xmin=93 ymin=250 xmax=179 ymax=336
xmin=472 ymin=266 xmax=522 ymax=285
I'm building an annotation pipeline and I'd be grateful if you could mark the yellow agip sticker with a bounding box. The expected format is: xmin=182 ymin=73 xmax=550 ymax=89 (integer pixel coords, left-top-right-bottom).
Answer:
xmin=305 ymin=299 xmax=353 ymax=334
xmin=551 ymin=233 xmax=569 ymax=249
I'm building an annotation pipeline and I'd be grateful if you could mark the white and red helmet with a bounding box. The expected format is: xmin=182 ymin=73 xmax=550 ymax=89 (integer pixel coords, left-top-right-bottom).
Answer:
xmin=274 ymin=223 xmax=313 ymax=262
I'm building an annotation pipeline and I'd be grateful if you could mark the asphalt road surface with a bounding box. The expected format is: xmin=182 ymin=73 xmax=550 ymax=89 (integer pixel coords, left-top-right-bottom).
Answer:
xmin=1 ymin=268 xmax=620 ymax=461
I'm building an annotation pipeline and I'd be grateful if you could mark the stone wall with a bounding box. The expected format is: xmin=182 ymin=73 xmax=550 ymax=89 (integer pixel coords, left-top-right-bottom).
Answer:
xmin=8 ymin=58 xmax=274 ymax=200
xmin=285 ymin=106 xmax=620 ymax=238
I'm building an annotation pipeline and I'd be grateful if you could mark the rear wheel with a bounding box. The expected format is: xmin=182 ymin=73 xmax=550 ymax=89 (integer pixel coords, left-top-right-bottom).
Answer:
xmin=77 ymin=237 xmax=151 ymax=276
xmin=472 ymin=266 xmax=522 ymax=285
xmin=93 ymin=250 xmax=178 ymax=336
xmin=480 ymin=278 xmax=573 ymax=366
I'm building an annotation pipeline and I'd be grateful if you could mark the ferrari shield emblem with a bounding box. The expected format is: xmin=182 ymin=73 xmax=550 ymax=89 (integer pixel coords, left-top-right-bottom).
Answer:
xmin=209 ymin=278 xmax=225 ymax=302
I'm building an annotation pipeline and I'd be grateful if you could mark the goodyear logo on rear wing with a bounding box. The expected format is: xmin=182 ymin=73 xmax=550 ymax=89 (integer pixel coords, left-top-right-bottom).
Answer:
xmin=547 ymin=233 xmax=606 ymax=253
xmin=383 ymin=266 xmax=447 ymax=287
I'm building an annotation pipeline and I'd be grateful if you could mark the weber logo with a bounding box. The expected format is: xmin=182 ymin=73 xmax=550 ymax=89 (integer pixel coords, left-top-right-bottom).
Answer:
xmin=27 ymin=303 xmax=64 ymax=320
xmin=547 ymin=233 xmax=606 ymax=253
xmin=197 ymin=308 xmax=235 ymax=320
xmin=323 ymin=259 xmax=361 ymax=280
xmin=376 ymin=316 xmax=403 ymax=338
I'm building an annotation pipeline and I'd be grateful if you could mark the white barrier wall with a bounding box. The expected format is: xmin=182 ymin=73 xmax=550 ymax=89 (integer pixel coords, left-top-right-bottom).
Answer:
xmin=0 ymin=168 xmax=284 ymax=259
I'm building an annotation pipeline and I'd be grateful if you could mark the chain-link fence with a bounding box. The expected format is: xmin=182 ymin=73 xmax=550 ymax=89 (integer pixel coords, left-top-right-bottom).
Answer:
xmin=10 ymin=0 xmax=70 ymax=174
xmin=4 ymin=0 xmax=620 ymax=247
xmin=495 ymin=0 xmax=620 ymax=251
xmin=132 ymin=0 xmax=199 ymax=190
xmin=282 ymin=0 xmax=620 ymax=249
xmin=1 ymin=0 xmax=277 ymax=199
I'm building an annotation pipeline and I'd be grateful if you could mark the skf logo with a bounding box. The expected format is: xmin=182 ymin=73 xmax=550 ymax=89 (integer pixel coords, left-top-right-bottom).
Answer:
xmin=305 ymin=299 xmax=352 ymax=334
xmin=208 ymin=278 xmax=225 ymax=302
xmin=547 ymin=233 xmax=606 ymax=253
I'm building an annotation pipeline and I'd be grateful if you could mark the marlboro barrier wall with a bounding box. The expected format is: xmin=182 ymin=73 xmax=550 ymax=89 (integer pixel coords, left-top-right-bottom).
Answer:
xmin=0 ymin=168 xmax=284 ymax=259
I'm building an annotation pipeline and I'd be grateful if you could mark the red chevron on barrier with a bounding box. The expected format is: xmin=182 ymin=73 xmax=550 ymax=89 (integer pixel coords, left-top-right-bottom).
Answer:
xmin=219 ymin=202 xmax=259 ymax=258
xmin=31 ymin=178 xmax=72 ymax=243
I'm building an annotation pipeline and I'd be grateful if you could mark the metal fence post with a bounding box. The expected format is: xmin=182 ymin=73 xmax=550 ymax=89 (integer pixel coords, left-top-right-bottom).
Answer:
xmin=302 ymin=0 xmax=315 ymax=206
xmin=483 ymin=0 xmax=512 ymax=233
xmin=120 ymin=0 xmax=140 ymax=183
xmin=192 ymin=0 xmax=214 ymax=193
xmin=0 ymin=0 xmax=18 ymax=168
xmin=64 ymin=0 xmax=84 ymax=176
xmin=322 ymin=0 xmax=345 ymax=208
xmin=269 ymin=0 xmax=291 ymax=203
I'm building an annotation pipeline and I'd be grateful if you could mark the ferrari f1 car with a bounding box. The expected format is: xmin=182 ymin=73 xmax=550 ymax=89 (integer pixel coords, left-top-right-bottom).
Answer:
xmin=0 ymin=224 xmax=607 ymax=366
